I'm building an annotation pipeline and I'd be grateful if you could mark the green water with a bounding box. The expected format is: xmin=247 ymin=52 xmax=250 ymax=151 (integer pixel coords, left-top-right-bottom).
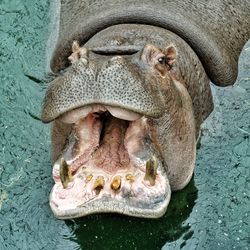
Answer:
xmin=0 ymin=1 xmax=249 ymax=249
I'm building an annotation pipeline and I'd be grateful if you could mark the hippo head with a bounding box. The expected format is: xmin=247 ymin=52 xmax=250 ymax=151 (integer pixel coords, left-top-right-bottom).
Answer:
xmin=41 ymin=0 xmax=250 ymax=219
xmin=42 ymin=40 xmax=196 ymax=219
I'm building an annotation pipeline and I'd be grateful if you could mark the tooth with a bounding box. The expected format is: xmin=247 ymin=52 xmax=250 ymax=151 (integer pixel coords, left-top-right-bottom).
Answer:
xmin=125 ymin=174 xmax=135 ymax=182
xmin=60 ymin=157 xmax=73 ymax=189
xmin=93 ymin=176 xmax=105 ymax=191
xmin=144 ymin=156 xmax=158 ymax=186
xmin=85 ymin=174 xmax=93 ymax=183
xmin=111 ymin=176 xmax=121 ymax=191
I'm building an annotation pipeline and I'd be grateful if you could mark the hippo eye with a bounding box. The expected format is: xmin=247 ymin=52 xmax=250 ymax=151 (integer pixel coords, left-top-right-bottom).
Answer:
xmin=158 ymin=57 xmax=166 ymax=65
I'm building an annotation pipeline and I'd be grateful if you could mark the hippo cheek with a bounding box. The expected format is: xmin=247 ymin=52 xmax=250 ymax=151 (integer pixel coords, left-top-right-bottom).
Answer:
xmin=49 ymin=106 xmax=171 ymax=219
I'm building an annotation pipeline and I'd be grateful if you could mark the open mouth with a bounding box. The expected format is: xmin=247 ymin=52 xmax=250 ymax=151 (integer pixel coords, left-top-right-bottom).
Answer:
xmin=50 ymin=104 xmax=170 ymax=219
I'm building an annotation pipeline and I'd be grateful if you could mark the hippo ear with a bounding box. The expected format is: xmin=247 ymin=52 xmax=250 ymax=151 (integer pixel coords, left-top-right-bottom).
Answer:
xmin=164 ymin=44 xmax=177 ymax=67
xmin=68 ymin=41 xmax=88 ymax=64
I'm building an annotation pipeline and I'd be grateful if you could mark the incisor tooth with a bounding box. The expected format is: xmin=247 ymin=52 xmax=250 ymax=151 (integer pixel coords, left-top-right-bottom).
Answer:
xmin=111 ymin=176 xmax=121 ymax=191
xmin=85 ymin=174 xmax=93 ymax=183
xmin=144 ymin=156 xmax=158 ymax=186
xmin=125 ymin=174 xmax=135 ymax=182
xmin=93 ymin=176 xmax=105 ymax=191
xmin=60 ymin=157 xmax=73 ymax=189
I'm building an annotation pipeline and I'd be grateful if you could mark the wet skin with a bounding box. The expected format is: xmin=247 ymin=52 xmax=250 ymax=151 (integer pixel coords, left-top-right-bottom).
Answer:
xmin=42 ymin=1 xmax=250 ymax=219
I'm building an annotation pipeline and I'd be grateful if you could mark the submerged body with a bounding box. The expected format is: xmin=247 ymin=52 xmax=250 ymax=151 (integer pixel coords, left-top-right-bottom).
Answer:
xmin=42 ymin=1 xmax=250 ymax=219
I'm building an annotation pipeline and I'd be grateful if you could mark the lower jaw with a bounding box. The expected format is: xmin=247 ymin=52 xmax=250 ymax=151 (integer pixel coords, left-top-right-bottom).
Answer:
xmin=50 ymin=191 xmax=171 ymax=219
xmin=50 ymin=155 xmax=171 ymax=219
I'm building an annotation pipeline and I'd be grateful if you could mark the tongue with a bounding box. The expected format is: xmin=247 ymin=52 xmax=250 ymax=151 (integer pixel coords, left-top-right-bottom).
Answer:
xmin=92 ymin=116 xmax=130 ymax=173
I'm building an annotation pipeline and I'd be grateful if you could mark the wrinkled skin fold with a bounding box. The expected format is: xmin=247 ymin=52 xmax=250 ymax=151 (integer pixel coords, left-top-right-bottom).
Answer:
xmin=42 ymin=1 xmax=250 ymax=219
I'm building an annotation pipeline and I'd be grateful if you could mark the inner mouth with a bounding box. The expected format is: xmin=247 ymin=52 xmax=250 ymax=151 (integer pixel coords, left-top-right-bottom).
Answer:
xmin=50 ymin=104 xmax=170 ymax=219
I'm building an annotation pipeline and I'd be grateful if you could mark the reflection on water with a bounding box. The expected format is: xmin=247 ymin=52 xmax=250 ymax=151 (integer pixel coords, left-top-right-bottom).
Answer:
xmin=0 ymin=1 xmax=249 ymax=250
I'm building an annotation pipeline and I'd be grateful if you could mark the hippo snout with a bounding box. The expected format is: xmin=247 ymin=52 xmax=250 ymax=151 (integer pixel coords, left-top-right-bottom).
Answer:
xmin=42 ymin=47 xmax=168 ymax=123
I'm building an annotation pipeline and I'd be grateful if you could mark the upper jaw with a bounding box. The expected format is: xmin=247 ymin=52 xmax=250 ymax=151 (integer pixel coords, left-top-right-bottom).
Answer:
xmin=41 ymin=53 xmax=165 ymax=123
xmin=41 ymin=98 xmax=164 ymax=124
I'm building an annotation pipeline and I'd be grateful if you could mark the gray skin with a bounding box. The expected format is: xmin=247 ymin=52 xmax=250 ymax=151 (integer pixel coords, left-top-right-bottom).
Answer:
xmin=42 ymin=1 xmax=250 ymax=219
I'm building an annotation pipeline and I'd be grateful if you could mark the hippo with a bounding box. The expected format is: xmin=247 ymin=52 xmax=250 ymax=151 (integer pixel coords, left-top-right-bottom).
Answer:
xmin=42 ymin=0 xmax=250 ymax=219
